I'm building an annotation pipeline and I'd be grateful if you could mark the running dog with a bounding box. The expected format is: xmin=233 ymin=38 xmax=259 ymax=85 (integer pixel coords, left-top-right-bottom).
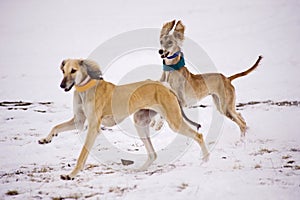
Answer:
xmin=38 ymin=59 xmax=209 ymax=180
xmin=156 ymin=20 xmax=262 ymax=136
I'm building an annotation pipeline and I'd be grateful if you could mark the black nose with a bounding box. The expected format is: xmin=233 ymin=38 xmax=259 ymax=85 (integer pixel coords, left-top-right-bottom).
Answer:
xmin=158 ymin=49 xmax=164 ymax=55
xmin=60 ymin=82 xmax=65 ymax=89
xmin=60 ymin=78 xmax=66 ymax=89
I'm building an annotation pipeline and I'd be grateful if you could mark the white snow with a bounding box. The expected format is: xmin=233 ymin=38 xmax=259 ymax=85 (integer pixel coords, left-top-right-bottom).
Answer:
xmin=0 ymin=0 xmax=299 ymax=199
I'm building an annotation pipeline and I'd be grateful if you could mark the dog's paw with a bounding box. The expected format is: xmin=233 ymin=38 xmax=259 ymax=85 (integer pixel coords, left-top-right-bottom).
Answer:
xmin=155 ymin=121 xmax=164 ymax=131
xmin=154 ymin=117 xmax=164 ymax=131
xmin=38 ymin=138 xmax=51 ymax=144
xmin=202 ymin=153 xmax=210 ymax=163
xmin=150 ymin=119 xmax=156 ymax=127
xmin=60 ymin=174 xmax=74 ymax=180
xmin=239 ymin=135 xmax=246 ymax=143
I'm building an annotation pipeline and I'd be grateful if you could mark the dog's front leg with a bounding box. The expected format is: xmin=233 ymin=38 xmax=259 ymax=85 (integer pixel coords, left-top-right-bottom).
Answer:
xmin=159 ymin=72 xmax=166 ymax=82
xmin=38 ymin=117 xmax=76 ymax=144
xmin=177 ymin=88 xmax=187 ymax=107
xmin=60 ymin=121 xmax=100 ymax=180
xmin=170 ymin=75 xmax=188 ymax=107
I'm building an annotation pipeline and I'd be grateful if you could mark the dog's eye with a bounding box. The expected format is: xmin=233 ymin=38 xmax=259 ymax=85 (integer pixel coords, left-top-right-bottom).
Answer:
xmin=71 ymin=69 xmax=77 ymax=74
xmin=168 ymin=41 xmax=173 ymax=45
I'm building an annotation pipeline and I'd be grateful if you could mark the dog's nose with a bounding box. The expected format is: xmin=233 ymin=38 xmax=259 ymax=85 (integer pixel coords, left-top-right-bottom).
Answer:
xmin=158 ymin=49 xmax=164 ymax=55
xmin=60 ymin=82 xmax=65 ymax=89
xmin=60 ymin=79 xmax=66 ymax=89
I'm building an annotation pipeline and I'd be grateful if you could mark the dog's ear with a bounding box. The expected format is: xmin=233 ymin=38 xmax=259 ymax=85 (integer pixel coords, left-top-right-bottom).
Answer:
xmin=60 ymin=59 xmax=66 ymax=70
xmin=160 ymin=20 xmax=176 ymax=39
xmin=173 ymin=20 xmax=185 ymax=41
xmin=79 ymin=59 xmax=103 ymax=80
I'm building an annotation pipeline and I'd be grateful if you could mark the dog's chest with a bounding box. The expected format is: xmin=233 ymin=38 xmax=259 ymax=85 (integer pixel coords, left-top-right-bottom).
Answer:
xmin=164 ymin=71 xmax=171 ymax=82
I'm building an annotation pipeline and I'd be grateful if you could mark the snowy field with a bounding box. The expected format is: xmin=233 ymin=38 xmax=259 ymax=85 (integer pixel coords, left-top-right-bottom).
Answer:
xmin=0 ymin=0 xmax=300 ymax=199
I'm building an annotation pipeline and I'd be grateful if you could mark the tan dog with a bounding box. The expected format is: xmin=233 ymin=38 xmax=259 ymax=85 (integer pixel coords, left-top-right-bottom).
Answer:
xmin=38 ymin=59 xmax=209 ymax=180
xmin=157 ymin=20 xmax=262 ymax=136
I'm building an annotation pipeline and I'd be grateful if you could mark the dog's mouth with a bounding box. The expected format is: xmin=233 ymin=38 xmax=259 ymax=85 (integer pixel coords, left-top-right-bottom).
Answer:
xmin=159 ymin=49 xmax=169 ymax=58
xmin=63 ymin=82 xmax=75 ymax=92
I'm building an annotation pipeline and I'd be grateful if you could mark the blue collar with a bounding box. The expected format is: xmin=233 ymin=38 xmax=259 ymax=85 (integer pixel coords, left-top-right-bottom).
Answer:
xmin=163 ymin=54 xmax=185 ymax=71
xmin=166 ymin=51 xmax=181 ymax=59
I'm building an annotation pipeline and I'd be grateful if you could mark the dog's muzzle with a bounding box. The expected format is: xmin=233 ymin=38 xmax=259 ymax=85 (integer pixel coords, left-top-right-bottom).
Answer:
xmin=60 ymin=78 xmax=75 ymax=92
xmin=64 ymin=82 xmax=75 ymax=92
xmin=159 ymin=49 xmax=169 ymax=58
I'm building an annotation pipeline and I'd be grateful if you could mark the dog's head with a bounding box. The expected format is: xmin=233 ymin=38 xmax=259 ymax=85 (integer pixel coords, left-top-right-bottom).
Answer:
xmin=159 ymin=20 xmax=185 ymax=59
xmin=59 ymin=59 xmax=102 ymax=92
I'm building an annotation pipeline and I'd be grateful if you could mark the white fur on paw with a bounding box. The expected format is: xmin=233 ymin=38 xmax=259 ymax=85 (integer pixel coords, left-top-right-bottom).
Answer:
xmin=155 ymin=121 xmax=164 ymax=131
xmin=150 ymin=119 xmax=156 ymax=127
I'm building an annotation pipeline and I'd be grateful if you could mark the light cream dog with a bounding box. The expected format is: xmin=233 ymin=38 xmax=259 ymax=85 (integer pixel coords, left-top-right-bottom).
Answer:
xmin=156 ymin=20 xmax=262 ymax=136
xmin=38 ymin=59 xmax=209 ymax=180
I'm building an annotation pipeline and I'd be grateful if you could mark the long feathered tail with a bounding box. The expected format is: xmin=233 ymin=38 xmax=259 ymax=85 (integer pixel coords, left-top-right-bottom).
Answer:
xmin=228 ymin=55 xmax=263 ymax=82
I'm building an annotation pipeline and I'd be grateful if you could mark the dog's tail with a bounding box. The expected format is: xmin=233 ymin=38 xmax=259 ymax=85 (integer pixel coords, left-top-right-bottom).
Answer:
xmin=180 ymin=104 xmax=201 ymax=131
xmin=228 ymin=55 xmax=263 ymax=82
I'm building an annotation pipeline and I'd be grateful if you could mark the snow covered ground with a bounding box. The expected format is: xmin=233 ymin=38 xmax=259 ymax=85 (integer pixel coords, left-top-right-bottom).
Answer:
xmin=0 ymin=0 xmax=299 ymax=199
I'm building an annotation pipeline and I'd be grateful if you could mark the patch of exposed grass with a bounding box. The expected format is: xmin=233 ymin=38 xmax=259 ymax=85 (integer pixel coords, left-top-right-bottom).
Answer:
xmin=6 ymin=190 xmax=19 ymax=196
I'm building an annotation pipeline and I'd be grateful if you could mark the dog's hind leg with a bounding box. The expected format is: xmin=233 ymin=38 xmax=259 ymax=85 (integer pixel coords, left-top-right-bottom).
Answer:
xmin=223 ymin=89 xmax=247 ymax=137
xmin=212 ymin=94 xmax=223 ymax=114
xmin=134 ymin=110 xmax=157 ymax=171
xmin=213 ymin=86 xmax=247 ymax=137
xmin=179 ymin=122 xmax=209 ymax=161
xmin=165 ymin=114 xmax=209 ymax=161
xmin=135 ymin=125 xmax=157 ymax=171
xmin=226 ymin=110 xmax=247 ymax=137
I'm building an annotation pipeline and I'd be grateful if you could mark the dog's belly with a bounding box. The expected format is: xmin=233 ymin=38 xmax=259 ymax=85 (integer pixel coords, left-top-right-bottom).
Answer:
xmin=185 ymin=97 xmax=198 ymax=107
xmin=101 ymin=115 xmax=117 ymax=127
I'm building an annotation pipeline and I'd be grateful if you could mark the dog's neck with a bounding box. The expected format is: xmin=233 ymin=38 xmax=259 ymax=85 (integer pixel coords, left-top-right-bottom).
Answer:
xmin=162 ymin=52 xmax=185 ymax=71
xmin=77 ymin=76 xmax=91 ymax=87
xmin=163 ymin=51 xmax=181 ymax=65
xmin=75 ymin=76 xmax=99 ymax=92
